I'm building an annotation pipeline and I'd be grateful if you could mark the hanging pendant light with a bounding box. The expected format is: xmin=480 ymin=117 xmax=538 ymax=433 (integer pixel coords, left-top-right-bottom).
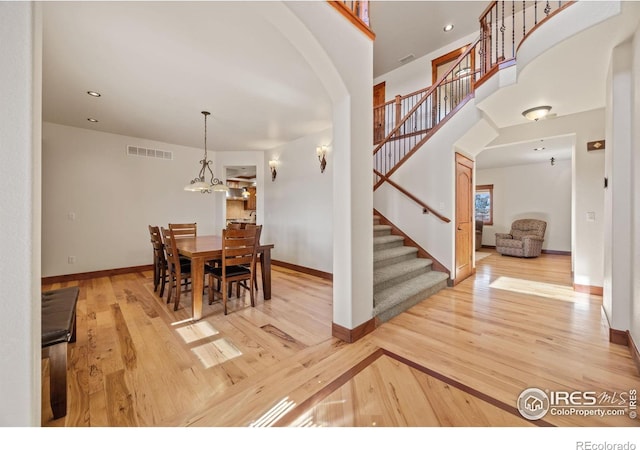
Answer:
xmin=184 ymin=111 xmax=228 ymax=193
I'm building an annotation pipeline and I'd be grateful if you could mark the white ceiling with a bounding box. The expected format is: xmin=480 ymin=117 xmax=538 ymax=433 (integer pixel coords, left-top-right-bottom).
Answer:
xmin=474 ymin=1 xmax=640 ymax=168
xmin=42 ymin=1 xmax=333 ymax=152
xmin=476 ymin=135 xmax=573 ymax=170
xmin=475 ymin=3 xmax=640 ymax=130
xmin=227 ymin=165 xmax=257 ymax=180
xmin=370 ymin=1 xmax=487 ymax=77
xmin=41 ymin=1 xmax=640 ymax=170
xmin=41 ymin=1 xmax=487 ymax=155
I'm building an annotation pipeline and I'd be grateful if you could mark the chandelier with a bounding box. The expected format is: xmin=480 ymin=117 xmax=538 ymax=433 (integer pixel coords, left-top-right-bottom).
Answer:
xmin=184 ymin=111 xmax=228 ymax=193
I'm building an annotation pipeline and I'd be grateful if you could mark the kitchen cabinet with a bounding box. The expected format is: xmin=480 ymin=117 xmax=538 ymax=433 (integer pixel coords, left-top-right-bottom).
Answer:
xmin=244 ymin=187 xmax=256 ymax=210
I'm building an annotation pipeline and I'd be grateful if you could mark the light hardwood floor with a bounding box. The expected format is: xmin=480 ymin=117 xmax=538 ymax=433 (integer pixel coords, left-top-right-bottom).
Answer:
xmin=42 ymin=250 xmax=639 ymax=427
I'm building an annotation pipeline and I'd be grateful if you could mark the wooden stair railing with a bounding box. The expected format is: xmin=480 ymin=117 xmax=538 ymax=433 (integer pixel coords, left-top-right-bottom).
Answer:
xmin=373 ymin=37 xmax=481 ymax=198
xmin=372 ymin=1 xmax=576 ymax=222
xmin=477 ymin=1 xmax=574 ymax=87
xmin=328 ymin=1 xmax=375 ymax=40
xmin=374 ymin=170 xmax=451 ymax=223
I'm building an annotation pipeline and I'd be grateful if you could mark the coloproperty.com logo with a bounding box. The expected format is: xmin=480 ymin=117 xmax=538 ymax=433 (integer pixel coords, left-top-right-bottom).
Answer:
xmin=517 ymin=387 xmax=638 ymax=421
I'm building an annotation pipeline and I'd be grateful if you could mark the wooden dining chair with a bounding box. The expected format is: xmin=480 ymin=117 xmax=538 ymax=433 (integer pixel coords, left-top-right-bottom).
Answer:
xmin=148 ymin=225 xmax=168 ymax=297
xmin=161 ymin=226 xmax=213 ymax=311
xmin=216 ymin=222 xmax=245 ymax=294
xmin=208 ymin=227 xmax=259 ymax=315
xmin=220 ymin=223 xmax=261 ymax=295
xmin=169 ymin=221 xmax=217 ymax=276
xmin=237 ymin=224 xmax=262 ymax=294
xmin=168 ymin=222 xmax=197 ymax=238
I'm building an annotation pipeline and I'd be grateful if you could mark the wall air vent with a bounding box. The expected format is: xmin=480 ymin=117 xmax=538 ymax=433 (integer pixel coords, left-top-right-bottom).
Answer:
xmin=126 ymin=145 xmax=172 ymax=160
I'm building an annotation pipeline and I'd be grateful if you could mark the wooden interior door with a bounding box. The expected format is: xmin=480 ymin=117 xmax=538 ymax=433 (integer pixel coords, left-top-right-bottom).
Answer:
xmin=432 ymin=46 xmax=468 ymax=84
xmin=455 ymin=153 xmax=474 ymax=283
xmin=373 ymin=82 xmax=386 ymax=143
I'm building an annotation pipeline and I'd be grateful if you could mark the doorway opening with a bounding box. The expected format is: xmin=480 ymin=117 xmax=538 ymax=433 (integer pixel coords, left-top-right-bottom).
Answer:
xmin=225 ymin=166 xmax=257 ymax=227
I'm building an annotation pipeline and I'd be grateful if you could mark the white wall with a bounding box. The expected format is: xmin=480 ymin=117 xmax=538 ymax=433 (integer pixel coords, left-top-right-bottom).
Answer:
xmin=373 ymin=31 xmax=478 ymax=100
xmin=374 ymin=98 xmax=485 ymax=274
xmin=486 ymin=109 xmax=605 ymax=287
xmin=603 ymin=40 xmax=633 ymax=331
xmin=476 ymin=159 xmax=572 ymax=251
xmin=0 ymin=1 xmax=41 ymax=426
xmin=42 ymin=122 xmax=225 ymax=276
xmin=632 ymin=26 xmax=640 ymax=347
xmin=263 ymin=128 xmax=333 ymax=273
xmin=286 ymin=2 xmax=374 ymax=330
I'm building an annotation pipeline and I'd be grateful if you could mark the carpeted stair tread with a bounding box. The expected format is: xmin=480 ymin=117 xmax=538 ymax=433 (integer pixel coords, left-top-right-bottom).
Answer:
xmin=373 ymin=271 xmax=449 ymax=322
xmin=374 ymin=246 xmax=418 ymax=268
xmin=374 ymin=235 xmax=404 ymax=245
xmin=373 ymin=235 xmax=405 ymax=250
xmin=371 ymin=214 xmax=449 ymax=323
xmin=374 ymin=258 xmax=433 ymax=291
xmin=374 ymin=224 xmax=392 ymax=236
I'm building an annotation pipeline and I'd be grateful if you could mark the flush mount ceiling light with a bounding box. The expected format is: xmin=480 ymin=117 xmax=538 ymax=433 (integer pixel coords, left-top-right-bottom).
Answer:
xmin=86 ymin=90 xmax=101 ymax=97
xmin=455 ymin=67 xmax=471 ymax=77
xmin=522 ymin=106 xmax=552 ymax=121
xmin=443 ymin=24 xmax=454 ymax=32
xmin=184 ymin=111 xmax=228 ymax=194
xmin=87 ymin=117 xmax=98 ymax=123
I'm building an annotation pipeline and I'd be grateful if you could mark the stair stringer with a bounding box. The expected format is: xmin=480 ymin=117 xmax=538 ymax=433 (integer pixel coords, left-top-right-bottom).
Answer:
xmin=373 ymin=96 xmax=497 ymax=278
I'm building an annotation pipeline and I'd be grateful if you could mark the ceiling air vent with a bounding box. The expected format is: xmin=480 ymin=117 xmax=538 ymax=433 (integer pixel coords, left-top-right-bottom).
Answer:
xmin=126 ymin=145 xmax=172 ymax=160
xmin=399 ymin=53 xmax=415 ymax=65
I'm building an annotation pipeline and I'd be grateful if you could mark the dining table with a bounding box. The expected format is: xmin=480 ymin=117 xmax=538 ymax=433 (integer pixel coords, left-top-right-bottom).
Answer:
xmin=175 ymin=235 xmax=274 ymax=320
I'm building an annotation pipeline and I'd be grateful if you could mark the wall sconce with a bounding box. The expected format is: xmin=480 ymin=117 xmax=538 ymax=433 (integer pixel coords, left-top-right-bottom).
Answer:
xmin=550 ymin=157 xmax=556 ymax=166
xmin=522 ymin=105 xmax=552 ymax=121
xmin=269 ymin=160 xmax=277 ymax=181
xmin=317 ymin=145 xmax=327 ymax=173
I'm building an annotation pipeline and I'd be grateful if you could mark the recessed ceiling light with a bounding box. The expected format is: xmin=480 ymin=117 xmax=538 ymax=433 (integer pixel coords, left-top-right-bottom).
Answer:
xmin=87 ymin=91 xmax=101 ymax=97
xmin=87 ymin=117 xmax=99 ymax=123
xmin=443 ymin=24 xmax=454 ymax=32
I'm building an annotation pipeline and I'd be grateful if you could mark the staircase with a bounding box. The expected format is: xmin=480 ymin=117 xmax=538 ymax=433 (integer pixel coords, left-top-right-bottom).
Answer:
xmin=370 ymin=2 xmax=572 ymax=323
xmin=373 ymin=215 xmax=449 ymax=323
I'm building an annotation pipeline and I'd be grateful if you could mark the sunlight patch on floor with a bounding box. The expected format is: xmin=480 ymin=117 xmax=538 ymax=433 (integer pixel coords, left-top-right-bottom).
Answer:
xmin=191 ymin=337 xmax=242 ymax=368
xmin=249 ymin=396 xmax=296 ymax=427
xmin=175 ymin=321 xmax=219 ymax=343
xmin=489 ymin=276 xmax=591 ymax=303
xmin=170 ymin=318 xmax=196 ymax=327
xmin=476 ymin=252 xmax=491 ymax=262
xmin=288 ymin=400 xmax=347 ymax=427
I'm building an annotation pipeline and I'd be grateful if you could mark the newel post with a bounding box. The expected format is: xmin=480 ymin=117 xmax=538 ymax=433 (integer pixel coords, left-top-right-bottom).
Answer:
xmin=394 ymin=95 xmax=402 ymax=137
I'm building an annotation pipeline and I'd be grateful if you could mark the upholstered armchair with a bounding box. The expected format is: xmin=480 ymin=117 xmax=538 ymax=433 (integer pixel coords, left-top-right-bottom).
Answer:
xmin=495 ymin=219 xmax=547 ymax=258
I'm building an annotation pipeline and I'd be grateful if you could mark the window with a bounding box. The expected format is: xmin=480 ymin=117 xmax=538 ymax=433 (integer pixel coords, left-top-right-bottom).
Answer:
xmin=475 ymin=184 xmax=493 ymax=225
